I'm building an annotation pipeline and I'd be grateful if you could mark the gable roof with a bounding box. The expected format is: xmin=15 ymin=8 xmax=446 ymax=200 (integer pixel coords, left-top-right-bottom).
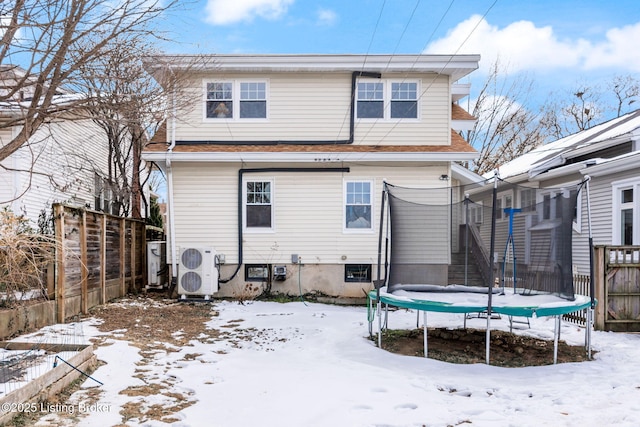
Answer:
xmin=493 ymin=109 xmax=640 ymax=180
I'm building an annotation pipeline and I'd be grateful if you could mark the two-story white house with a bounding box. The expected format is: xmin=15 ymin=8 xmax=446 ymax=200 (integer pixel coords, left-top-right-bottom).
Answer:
xmin=142 ymin=54 xmax=481 ymax=300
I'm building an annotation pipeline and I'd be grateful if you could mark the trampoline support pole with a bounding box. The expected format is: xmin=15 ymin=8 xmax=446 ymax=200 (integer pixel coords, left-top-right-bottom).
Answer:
xmin=423 ymin=311 xmax=428 ymax=358
xmin=377 ymin=300 xmax=382 ymax=349
xmin=485 ymin=314 xmax=491 ymax=364
xmin=554 ymin=315 xmax=560 ymax=364
xmin=587 ymin=307 xmax=593 ymax=359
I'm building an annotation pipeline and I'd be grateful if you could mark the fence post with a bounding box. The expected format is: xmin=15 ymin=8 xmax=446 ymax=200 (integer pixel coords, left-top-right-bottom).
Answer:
xmin=130 ymin=220 xmax=136 ymax=292
xmin=54 ymin=204 xmax=66 ymax=323
xmin=120 ymin=217 xmax=126 ymax=297
xmin=80 ymin=210 xmax=88 ymax=314
xmin=100 ymin=214 xmax=106 ymax=304
xmin=594 ymin=246 xmax=606 ymax=330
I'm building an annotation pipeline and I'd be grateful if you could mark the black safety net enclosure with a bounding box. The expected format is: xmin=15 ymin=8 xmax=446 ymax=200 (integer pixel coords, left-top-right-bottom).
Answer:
xmin=378 ymin=178 xmax=585 ymax=302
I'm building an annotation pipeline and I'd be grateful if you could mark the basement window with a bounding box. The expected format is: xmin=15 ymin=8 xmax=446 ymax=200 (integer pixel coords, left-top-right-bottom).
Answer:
xmin=345 ymin=264 xmax=372 ymax=283
xmin=245 ymin=264 xmax=269 ymax=281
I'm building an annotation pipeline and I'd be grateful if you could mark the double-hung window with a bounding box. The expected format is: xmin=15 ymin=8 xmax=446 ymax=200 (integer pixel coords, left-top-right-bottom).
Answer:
xmin=245 ymin=180 xmax=273 ymax=230
xmin=356 ymin=79 xmax=418 ymax=119
xmin=345 ymin=180 xmax=373 ymax=231
xmin=390 ymin=82 xmax=418 ymax=118
xmin=206 ymin=80 xmax=267 ymax=119
xmin=612 ymin=179 xmax=640 ymax=245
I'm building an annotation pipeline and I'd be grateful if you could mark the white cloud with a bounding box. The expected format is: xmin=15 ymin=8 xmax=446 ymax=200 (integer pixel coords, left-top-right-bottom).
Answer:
xmin=316 ymin=8 xmax=337 ymax=26
xmin=425 ymin=15 xmax=640 ymax=74
xmin=584 ymin=22 xmax=640 ymax=71
xmin=205 ymin=0 xmax=294 ymax=25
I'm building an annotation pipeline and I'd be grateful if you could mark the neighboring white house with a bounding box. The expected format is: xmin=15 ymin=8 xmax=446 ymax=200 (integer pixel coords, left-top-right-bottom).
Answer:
xmin=482 ymin=109 xmax=640 ymax=276
xmin=0 ymin=65 xmax=134 ymax=226
xmin=142 ymin=54 xmax=481 ymax=299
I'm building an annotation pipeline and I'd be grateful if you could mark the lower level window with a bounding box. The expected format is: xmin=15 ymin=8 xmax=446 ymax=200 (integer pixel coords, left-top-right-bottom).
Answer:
xmin=345 ymin=264 xmax=372 ymax=282
xmin=245 ymin=264 xmax=269 ymax=281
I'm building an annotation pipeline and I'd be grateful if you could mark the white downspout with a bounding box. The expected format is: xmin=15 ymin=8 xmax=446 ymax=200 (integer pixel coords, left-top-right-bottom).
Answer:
xmin=167 ymin=92 xmax=178 ymax=280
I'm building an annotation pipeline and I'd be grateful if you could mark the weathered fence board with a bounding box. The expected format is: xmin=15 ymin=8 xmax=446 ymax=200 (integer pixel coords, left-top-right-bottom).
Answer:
xmin=594 ymin=246 xmax=640 ymax=332
xmin=53 ymin=204 xmax=146 ymax=322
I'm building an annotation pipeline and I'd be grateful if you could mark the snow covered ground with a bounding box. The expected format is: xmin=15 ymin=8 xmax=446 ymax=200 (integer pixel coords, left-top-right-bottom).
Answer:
xmin=14 ymin=299 xmax=640 ymax=426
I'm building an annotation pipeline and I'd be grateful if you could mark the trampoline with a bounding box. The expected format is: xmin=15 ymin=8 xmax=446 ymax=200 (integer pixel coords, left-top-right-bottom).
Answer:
xmin=369 ymin=175 xmax=597 ymax=364
xmin=368 ymin=285 xmax=593 ymax=364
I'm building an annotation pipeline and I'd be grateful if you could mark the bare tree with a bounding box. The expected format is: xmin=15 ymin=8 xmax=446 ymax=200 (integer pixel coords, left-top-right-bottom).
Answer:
xmin=464 ymin=60 xmax=548 ymax=175
xmin=0 ymin=0 xmax=178 ymax=163
xmin=73 ymin=37 xmax=195 ymax=218
xmin=609 ymin=75 xmax=640 ymax=117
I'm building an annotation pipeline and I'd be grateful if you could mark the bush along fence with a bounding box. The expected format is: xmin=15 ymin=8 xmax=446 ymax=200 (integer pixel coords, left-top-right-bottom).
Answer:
xmin=53 ymin=204 xmax=146 ymax=322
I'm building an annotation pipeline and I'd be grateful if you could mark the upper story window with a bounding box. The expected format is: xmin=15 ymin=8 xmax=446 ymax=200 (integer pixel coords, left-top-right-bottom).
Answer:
xmin=356 ymin=79 xmax=418 ymax=120
xmin=205 ymin=81 xmax=267 ymax=120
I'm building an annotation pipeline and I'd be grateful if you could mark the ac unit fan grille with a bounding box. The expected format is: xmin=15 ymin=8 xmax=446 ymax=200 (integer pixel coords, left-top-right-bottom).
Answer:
xmin=181 ymin=248 xmax=203 ymax=270
xmin=180 ymin=271 xmax=202 ymax=293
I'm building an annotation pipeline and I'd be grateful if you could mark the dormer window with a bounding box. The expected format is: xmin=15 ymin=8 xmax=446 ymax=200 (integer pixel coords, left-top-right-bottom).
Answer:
xmin=205 ymin=80 xmax=267 ymax=119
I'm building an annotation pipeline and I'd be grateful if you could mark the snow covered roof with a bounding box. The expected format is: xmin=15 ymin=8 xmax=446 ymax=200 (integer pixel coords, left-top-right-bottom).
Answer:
xmin=490 ymin=109 xmax=640 ymax=180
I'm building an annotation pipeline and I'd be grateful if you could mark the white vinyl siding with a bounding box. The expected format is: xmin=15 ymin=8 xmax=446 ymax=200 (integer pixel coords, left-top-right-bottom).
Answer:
xmin=177 ymin=73 xmax=450 ymax=146
xmin=0 ymin=118 xmax=113 ymax=225
xmin=170 ymin=162 xmax=449 ymax=265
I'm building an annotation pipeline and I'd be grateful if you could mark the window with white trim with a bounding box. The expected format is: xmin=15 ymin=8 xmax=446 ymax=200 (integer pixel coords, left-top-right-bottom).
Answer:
xmin=612 ymin=179 xmax=640 ymax=245
xmin=205 ymin=81 xmax=267 ymax=119
xmin=468 ymin=202 xmax=483 ymax=224
xmin=356 ymin=79 xmax=418 ymax=119
xmin=520 ymin=188 xmax=536 ymax=212
xmin=345 ymin=180 xmax=373 ymax=230
xmin=495 ymin=192 xmax=513 ymax=220
xmin=244 ymin=180 xmax=273 ymax=230
xmin=539 ymin=189 xmax=580 ymax=230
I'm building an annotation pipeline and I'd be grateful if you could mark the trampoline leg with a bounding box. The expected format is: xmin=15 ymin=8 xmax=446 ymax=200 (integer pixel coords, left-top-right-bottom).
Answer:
xmin=587 ymin=308 xmax=593 ymax=359
xmin=423 ymin=311 xmax=428 ymax=358
xmin=368 ymin=296 xmax=373 ymax=337
xmin=377 ymin=300 xmax=382 ymax=349
xmin=384 ymin=304 xmax=389 ymax=331
xmin=485 ymin=314 xmax=491 ymax=365
xmin=554 ymin=315 xmax=560 ymax=365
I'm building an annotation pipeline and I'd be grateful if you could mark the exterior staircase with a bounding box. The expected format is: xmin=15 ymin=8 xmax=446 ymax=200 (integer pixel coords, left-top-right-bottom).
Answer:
xmin=448 ymin=251 xmax=486 ymax=287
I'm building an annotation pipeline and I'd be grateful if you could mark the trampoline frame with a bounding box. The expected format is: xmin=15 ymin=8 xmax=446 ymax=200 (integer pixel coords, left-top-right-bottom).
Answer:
xmin=368 ymin=287 xmax=594 ymax=365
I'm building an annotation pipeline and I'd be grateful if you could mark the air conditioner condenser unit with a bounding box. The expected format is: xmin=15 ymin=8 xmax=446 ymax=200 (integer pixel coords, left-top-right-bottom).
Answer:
xmin=177 ymin=246 xmax=219 ymax=299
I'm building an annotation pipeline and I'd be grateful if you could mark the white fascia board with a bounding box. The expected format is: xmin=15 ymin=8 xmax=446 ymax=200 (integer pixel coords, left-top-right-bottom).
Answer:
xmin=451 ymin=163 xmax=485 ymax=185
xmin=147 ymin=54 xmax=481 ymax=81
xmin=580 ymin=151 xmax=640 ymax=177
xmin=452 ymin=119 xmax=476 ymax=132
xmin=142 ymin=150 xmax=479 ymax=163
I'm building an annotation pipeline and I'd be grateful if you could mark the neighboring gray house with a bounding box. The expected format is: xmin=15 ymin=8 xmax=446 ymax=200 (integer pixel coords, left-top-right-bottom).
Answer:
xmin=0 ymin=65 xmax=135 ymax=225
xmin=142 ymin=53 xmax=481 ymax=299
xmin=483 ymin=109 xmax=640 ymax=276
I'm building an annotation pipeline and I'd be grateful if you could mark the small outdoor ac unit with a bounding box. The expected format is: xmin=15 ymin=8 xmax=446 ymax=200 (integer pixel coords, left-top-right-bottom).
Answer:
xmin=146 ymin=241 xmax=166 ymax=289
xmin=178 ymin=246 xmax=219 ymax=299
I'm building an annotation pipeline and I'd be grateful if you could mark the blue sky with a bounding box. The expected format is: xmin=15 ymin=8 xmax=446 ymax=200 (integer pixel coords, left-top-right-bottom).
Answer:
xmin=161 ymin=0 xmax=640 ymax=109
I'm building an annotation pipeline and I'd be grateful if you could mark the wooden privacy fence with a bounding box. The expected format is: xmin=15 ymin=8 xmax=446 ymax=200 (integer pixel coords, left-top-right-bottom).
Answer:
xmin=594 ymin=245 xmax=640 ymax=332
xmin=53 ymin=204 xmax=146 ymax=322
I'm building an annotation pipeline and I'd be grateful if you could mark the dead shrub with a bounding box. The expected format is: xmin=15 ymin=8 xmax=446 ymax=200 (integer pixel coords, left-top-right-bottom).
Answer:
xmin=0 ymin=208 xmax=58 ymax=307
